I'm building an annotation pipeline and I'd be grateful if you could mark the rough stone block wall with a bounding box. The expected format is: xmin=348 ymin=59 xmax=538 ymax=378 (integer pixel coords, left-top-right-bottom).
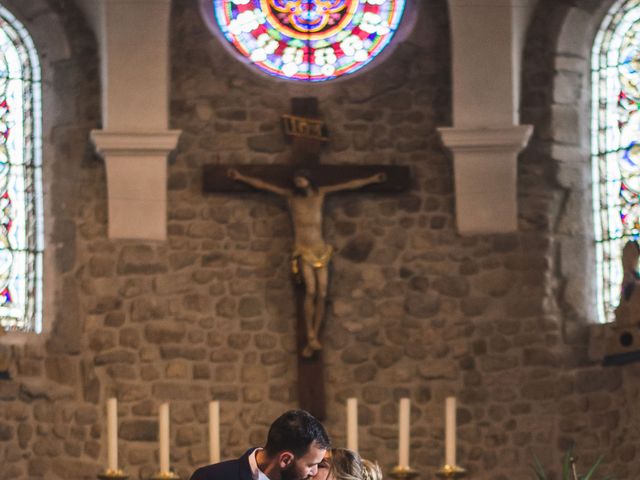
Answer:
xmin=0 ymin=0 xmax=639 ymax=479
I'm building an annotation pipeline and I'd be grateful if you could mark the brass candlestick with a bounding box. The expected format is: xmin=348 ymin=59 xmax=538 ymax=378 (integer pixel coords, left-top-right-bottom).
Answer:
xmin=435 ymin=465 xmax=467 ymax=479
xmin=389 ymin=466 xmax=419 ymax=480
xmin=97 ymin=469 xmax=129 ymax=480
xmin=150 ymin=472 xmax=180 ymax=480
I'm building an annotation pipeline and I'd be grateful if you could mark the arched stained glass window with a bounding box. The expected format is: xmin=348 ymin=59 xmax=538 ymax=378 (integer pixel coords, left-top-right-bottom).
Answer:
xmin=212 ymin=0 xmax=406 ymax=82
xmin=0 ymin=6 xmax=43 ymax=333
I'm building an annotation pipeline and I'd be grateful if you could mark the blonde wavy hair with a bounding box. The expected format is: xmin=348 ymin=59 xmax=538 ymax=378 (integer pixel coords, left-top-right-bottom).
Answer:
xmin=362 ymin=459 xmax=382 ymax=480
xmin=328 ymin=449 xmax=382 ymax=480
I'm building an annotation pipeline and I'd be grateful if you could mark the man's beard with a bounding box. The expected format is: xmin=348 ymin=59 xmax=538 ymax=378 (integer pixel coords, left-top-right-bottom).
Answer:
xmin=281 ymin=462 xmax=308 ymax=480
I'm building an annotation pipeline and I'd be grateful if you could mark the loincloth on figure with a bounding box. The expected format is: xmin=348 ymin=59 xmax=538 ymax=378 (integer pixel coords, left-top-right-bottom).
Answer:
xmin=291 ymin=244 xmax=333 ymax=276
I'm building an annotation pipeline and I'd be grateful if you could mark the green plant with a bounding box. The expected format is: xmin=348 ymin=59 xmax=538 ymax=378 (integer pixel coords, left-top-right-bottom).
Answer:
xmin=531 ymin=446 xmax=615 ymax=480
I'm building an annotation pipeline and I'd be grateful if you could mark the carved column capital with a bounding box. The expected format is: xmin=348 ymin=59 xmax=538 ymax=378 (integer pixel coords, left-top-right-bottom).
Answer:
xmin=90 ymin=129 xmax=182 ymax=240
xmin=91 ymin=130 xmax=181 ymax=156
xmin=438 ymin=125 xmax=533 ymax=235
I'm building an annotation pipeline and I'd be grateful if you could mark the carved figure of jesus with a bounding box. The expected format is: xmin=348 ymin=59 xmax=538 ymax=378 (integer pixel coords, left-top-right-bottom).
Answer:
xmin=228 ymin=168 xmax=386 ymax=357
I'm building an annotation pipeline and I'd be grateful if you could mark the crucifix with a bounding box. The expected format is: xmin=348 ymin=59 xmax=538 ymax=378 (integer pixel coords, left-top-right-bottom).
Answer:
xmin=203 ymin=98 xmax=410 ymax=419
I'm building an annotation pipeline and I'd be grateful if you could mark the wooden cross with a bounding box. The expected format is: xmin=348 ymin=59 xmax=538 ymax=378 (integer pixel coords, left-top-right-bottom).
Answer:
xmin=203 ymin=98 xmax=410 ymax=419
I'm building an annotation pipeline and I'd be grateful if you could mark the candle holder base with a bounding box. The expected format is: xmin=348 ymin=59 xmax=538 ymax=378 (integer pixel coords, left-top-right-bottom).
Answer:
xmin=97 ymin=470 xmax=129 ymax=480
xmin=435 ymin=465 xmax=467 ymax=479
xmin=389 ymin=466 xmax=419 ymax=480
xmin=151 ymin=472 xmax=180 ymax=480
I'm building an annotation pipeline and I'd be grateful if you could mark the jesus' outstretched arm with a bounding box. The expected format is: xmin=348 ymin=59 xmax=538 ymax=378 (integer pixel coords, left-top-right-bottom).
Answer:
xmin=319 ymin=172 xmax=387 ymax=194
xmin=227 ymin=168 xmax=292 ymax=197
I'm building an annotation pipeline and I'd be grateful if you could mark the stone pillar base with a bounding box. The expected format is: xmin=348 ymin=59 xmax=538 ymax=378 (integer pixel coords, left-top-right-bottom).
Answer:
xmin=438 ymin=125 xmax=533 ymax=235
xmin=90 ymin=130 xmax=181 ymax=240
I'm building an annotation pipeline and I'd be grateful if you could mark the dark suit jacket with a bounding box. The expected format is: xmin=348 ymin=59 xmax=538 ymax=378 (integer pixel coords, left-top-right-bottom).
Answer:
xmin=190 ymin=448 xmax=257 ymax=480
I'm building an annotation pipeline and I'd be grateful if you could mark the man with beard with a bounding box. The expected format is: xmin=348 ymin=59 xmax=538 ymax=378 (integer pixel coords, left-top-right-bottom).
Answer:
xmin=228 ymin=168 xmax=386 ymax=357
xmin=190 ymin=410 xmax=330 ymax=480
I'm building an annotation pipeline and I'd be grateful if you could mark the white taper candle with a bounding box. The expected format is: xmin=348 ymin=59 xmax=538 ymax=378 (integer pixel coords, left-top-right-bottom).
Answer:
xmin=445 ymin=397 xmax=457 ymax=466
xmin=107 ymin=397 xmax=118 ymax=472
xmin=346 ymin=398 xmax=358 ymax=452
xmin=159 ymin=402 xmax=170 ymax=474
xmin=209 ymin=401 xmax=220 ymax=464
xmin=398 ymin=398 xmax=410 ymax=468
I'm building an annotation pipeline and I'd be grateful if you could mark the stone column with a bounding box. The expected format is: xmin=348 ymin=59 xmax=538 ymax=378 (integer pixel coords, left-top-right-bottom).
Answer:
xmin=90 ymin=131 xmax=180 ymax=240
xmin=89 ymin=0 xmax=181 ymax=240
xmin=438 ymin=0 xmax=536 ymax=234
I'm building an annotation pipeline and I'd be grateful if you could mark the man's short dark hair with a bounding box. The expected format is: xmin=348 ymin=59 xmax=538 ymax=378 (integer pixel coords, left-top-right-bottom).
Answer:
xmin=264 ymin=410 xmax=330 ymax=457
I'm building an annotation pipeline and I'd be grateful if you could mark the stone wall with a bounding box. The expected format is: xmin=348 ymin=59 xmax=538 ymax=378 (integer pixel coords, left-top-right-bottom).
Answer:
xmin=518 ymin=0 xmax=640 ymax=478
xmin=0 ymin=0 xmax=639 ymax=479
xmin=0 ymin=0 xmax=104 ymax=479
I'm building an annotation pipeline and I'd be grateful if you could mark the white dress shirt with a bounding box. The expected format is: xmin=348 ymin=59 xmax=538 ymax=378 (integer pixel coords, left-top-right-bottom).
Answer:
xmin=249 ymin=448 xmax=272 ymax=480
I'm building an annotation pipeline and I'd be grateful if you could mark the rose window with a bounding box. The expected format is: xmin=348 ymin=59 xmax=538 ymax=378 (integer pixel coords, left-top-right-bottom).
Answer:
xmin=211 ymin=0 xmax=407 ymax=81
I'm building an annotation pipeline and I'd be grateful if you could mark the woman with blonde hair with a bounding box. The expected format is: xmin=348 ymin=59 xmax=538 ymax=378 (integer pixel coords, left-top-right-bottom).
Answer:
xmin=361 ymin=459 xmax=382 ymax=480
xmin=313 ymin=448 xmax=382 ymax=480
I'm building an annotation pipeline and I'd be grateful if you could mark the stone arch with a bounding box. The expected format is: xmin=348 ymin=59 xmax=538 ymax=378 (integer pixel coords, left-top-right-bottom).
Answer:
xmin=0 ymin=0 xmax=99 ymax=341
xmin=0 ymin=0 xmax=72 ymax=62
xmin=524 ymin=0 xmax=619 ymax=328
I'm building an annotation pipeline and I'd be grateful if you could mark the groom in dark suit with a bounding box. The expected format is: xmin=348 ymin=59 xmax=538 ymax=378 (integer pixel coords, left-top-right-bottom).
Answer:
xmin=190 ymin=410 xmax=331 ymax=480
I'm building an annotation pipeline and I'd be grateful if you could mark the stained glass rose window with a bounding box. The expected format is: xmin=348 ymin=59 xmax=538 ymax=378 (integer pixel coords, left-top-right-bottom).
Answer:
xmin=211 ymin=0 xmax=407 ymax=82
